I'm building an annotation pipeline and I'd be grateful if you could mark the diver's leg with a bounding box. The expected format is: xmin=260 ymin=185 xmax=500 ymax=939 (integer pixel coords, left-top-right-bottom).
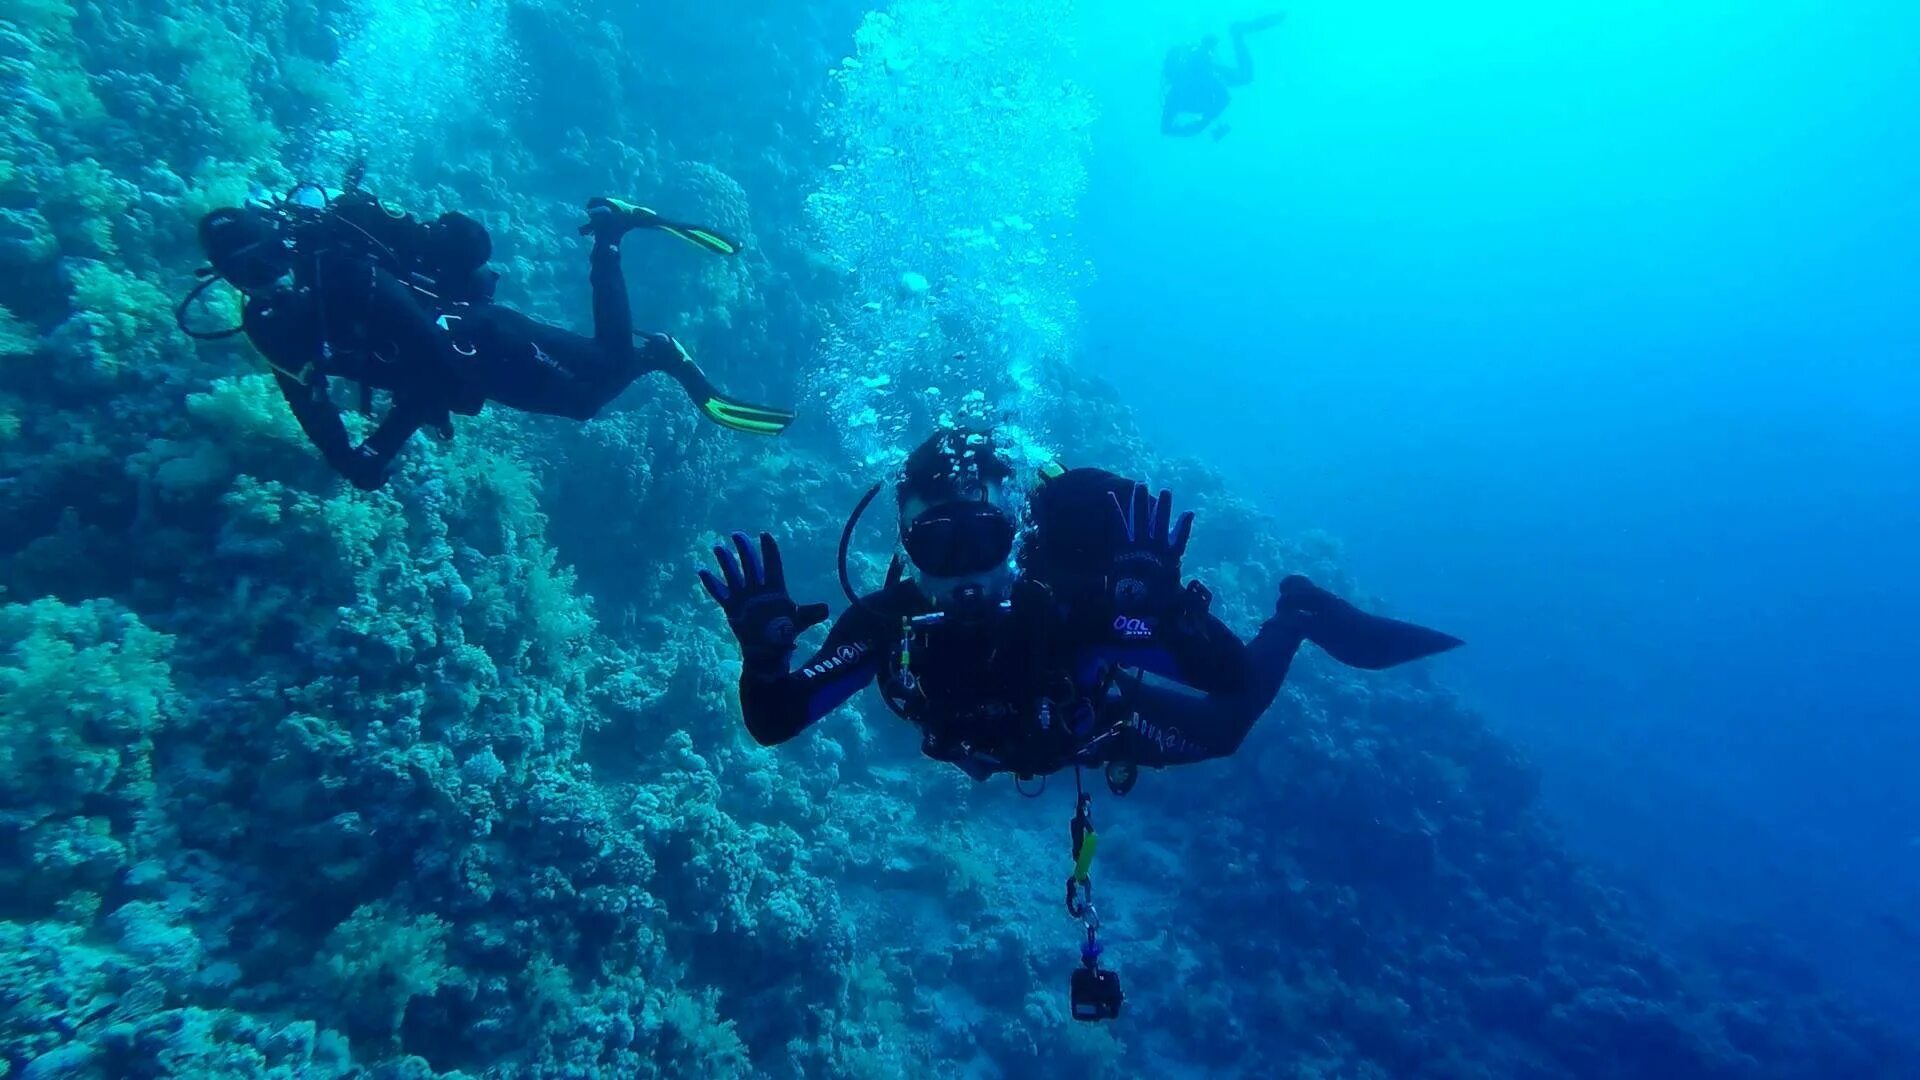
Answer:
xmin=589 ymin=233 xmax=635 ymax=354
xmin=646 ymin=334 xmax=796 ymax=435
xmin=1222 ymin=12 xmax=1285 ymax=86
xmin=457 ymin=307 xmax=631 ymax=421
xmin=500 ymin=222 xmax=651 ymax=419
xmin=576 ymin=203 xmax=792 ymax=434
xmin=648 ymin=335 xmax=716 ymax=400
xmin=1221 ymin=30 xmax=1256 ymax=86
xmin=1106 ymin=612 xmax=1307 ymax=766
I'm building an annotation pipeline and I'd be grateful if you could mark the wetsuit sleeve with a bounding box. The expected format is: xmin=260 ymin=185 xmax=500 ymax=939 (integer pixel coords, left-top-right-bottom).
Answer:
xmin=1099 ymin=611 xmax=1306 ymax=767
xmin=273 ymin=373 xmax=429 ymax=490
xmin=347 ymin=395 xmax=437 ymax=487
xmin=275 ymin=370 xmax=354 ymax=467
xmin=739 ymin=602 xmax=893 ymax=746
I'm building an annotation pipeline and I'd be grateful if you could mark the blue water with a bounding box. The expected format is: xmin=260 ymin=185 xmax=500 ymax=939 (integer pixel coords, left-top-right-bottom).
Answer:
xmin=1081 ymin=0 xmax=1920 ymax=1029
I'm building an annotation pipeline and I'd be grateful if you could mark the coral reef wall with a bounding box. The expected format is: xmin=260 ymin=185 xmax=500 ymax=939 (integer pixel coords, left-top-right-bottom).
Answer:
xmin=0 ymin=0 xmax=1909 ymax=1077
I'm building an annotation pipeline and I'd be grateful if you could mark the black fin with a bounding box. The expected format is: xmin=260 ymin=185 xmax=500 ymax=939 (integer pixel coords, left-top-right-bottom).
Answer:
xmin=1281 ymin=576 xmax=1462 ymax=670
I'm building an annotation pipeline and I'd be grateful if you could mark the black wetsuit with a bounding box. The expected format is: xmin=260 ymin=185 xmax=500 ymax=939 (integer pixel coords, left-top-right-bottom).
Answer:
xmin=241 ymin=200 xmax=700 ymax=488
xmin=1162 ymin=45 xmax=1236 ymax=136
xmin=729 ymin=463 xmax=1456 ymax=780
xmin=1161 ymin=15 xmax=1283 ymax=137
xmin=741 ymin=576 xmax=1309 ymax=779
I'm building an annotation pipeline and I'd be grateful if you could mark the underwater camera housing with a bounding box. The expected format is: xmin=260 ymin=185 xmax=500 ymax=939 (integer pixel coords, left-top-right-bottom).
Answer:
xmin=1070 ymin=966 xmax=1124 ymax=1022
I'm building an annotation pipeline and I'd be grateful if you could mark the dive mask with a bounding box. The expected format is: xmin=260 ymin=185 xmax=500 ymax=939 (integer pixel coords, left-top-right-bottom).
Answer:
xmin=903 ymin=500 xmax=1016 ymax=578
xmin=197 ymin=207 xmax=293 ymax=292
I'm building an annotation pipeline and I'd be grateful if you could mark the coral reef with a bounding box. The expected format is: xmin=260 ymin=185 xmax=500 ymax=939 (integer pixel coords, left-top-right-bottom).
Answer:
xmin=0 ymin=0 xmax=1909 ymax=1077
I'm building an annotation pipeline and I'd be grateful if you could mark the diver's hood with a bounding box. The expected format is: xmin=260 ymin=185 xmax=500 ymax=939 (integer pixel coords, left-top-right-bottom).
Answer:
xmin=197 ymin=206 xmax=292 ymax=291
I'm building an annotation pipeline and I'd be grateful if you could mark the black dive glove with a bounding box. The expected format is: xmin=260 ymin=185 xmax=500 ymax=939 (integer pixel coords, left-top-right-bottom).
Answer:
xmin=698 ymin=531 xmax=830 ymax=672
xmin=1106 ymin=483 xmax=1196 ymax=619
xmin=339 ymin=444 xmax=389 ymax=491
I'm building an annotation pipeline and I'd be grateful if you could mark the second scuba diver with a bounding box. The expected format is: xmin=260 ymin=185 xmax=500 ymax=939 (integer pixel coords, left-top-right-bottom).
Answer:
xmin=1161 ymin=11 xmax=1289 ymax=139
xmin=698 ymin=428 xmax=1461 ymax=781
xmin=185 ymin=174 xmax=794 ymax=490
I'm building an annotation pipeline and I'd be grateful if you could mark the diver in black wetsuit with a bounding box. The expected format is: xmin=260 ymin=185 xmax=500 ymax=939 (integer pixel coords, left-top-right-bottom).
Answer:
xmin=1162 ymin=11 xmax=1289 ymax=139
xmin=187 ymin=189 xmax=793 ymax=490
xmin=698 ymin=428 xmax=1461 ymax=781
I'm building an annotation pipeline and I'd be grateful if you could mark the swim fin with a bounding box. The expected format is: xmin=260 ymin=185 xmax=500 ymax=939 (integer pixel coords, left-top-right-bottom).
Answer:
xmin=1279 ymin=575 xmax=1462 ymax=669
xmin=644 ymin=331 xmax=794 ymax=435
xmin=699 ymin=393 xmax=794 ymax=436
xmin=655 ymin=221 xmax=741 ymax=257
xmin=580 ymin=197 xmax=741 ymax=256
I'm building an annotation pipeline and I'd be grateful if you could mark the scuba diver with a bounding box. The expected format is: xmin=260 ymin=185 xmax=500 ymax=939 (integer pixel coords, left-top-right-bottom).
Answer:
xmin=183 ymin=177 xmax=793 ymax=491
xmin=700 ymin=428 xmax=1460 ymax=1022
xmin=1161 ymin=11 xmax=1289 ymax=139
xmin=698 ymin=428 xmax=1460 ymax=776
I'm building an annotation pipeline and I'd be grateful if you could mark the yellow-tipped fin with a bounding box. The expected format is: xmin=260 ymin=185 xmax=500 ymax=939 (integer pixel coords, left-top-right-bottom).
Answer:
xmin=660 ymin=224 xmax=741 ymax=257
xmin=701 ymin=396 xmax=794 ymax=436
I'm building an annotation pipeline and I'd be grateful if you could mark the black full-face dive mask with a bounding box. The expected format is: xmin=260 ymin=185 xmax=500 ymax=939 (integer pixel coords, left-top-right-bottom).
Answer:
xmin=838 ymin=482 xmax=1016 ymax=616
xmin=902 ymin=499 xmax=1017 ymax=579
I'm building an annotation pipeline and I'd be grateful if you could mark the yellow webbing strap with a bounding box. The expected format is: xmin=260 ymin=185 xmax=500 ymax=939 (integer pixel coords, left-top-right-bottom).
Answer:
xmin=1072 ymin=830 xmax=1099 ymax=882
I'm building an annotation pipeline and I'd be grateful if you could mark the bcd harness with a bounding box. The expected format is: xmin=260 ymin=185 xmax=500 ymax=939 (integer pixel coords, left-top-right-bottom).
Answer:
xmin=835 ymin=467 xmax=1153 ymax=1022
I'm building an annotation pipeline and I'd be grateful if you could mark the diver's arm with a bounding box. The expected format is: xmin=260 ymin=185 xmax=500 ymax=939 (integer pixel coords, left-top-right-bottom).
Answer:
xmin=275 ymin=370 xmax=356 ymax=470
xmin=273 ymin=372 xmax=426 ymax=490
xmin=738 ymin=603 xmax=891 ymax=746
xmin=699 ymin=530 xmax=898 ymax=745
xmin=345 ymin=394 xmax=438 ymax=489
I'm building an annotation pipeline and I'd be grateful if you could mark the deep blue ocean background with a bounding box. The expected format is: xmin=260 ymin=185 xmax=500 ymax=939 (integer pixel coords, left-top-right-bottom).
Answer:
xmin=2 ymin=0 xmax=1917 ymax=1076
xmin=1077 ymin=0 xmax=1920 ymax=1033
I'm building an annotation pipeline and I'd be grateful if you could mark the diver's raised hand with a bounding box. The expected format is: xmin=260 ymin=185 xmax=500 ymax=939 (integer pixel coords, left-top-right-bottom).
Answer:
xmin=698 ymin=531 xmax=830 ymax=670
xmin=339 ymin=444 xmax=391 ymax=492
xmin=1107 ymin=483 xmax=1196 ymax=617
